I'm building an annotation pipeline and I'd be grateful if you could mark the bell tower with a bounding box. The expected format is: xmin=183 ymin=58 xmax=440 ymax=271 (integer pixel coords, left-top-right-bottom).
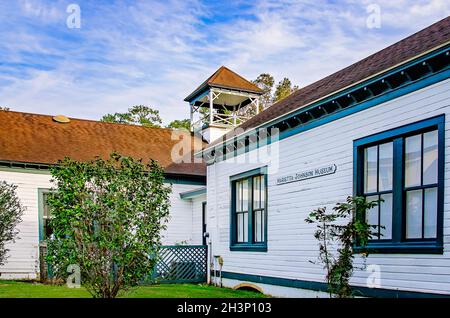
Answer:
xmin=185 ymin=66 xmax=263 ymax=143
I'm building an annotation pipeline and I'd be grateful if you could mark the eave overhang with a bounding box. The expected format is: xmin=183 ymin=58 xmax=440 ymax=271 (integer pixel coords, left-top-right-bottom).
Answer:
xmin=196 ymin=43 xmax=450 ymax=165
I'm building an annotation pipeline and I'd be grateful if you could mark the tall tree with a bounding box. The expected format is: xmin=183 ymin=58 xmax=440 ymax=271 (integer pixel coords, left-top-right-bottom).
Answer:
xmin=0 ymin=181 xmax=25 ymax=267
xmin=167 ymin=119 xmax=190 ymax=131
xmin=252 ymin=73 xmax=274 ymax=110
xmin=101 ymin=105 xmax=163 ymax=128
xmin=273 ymin=78 xmax=298 ymax=103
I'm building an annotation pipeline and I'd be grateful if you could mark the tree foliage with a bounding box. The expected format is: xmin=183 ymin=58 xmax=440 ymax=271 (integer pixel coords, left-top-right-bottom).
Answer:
xmin=252 ymin=73 xmax=274 ymax=110
xmin=0 ymin=181 xmax=25 ymax=267
xmin=101 ymin=105 xmax=163 ymax=128
xmin=305 ymin=196 xmax=380 ymax=298
xmin=273 ymin=77 xmax=298 ymax=102
xmin=46 ymin=153 xmax=171 ymax=298
xmin=167 ymin=119 xmax=190 ymax=131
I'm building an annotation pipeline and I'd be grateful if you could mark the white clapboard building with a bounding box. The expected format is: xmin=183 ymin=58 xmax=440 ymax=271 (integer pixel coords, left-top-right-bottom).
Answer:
xmin=197 ymin=17 xmax=450 ymax=297
xmin=1 ymin=16 xmax=450 ymax=298
xmin=0 ymin=113 xmax=206 ymax=280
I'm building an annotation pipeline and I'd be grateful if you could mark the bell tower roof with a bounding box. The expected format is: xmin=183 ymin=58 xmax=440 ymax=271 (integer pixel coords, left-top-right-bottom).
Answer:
xmin=184 ymin=66 xmax=263 ymax=102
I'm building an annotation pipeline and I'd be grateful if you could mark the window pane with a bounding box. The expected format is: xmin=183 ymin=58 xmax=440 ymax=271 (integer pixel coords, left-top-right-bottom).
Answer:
xmin=364 ymin=146 xmax=378 ymax=193
xmin=43 ymin=193 xmax=50 ymax=217
xmin=253 ymin=176 xmax=260 ymax=209
xmin=406 ymin=190 xmax=423 ymax=239
xmin=243 ymin=212 xmax=248 ymax=242
xmin=254 ymin=210 xmax=261 ymax=242
xmin=379 ymin=193 xmax=393 ymax=240
xmin=242 ymin=179 xmax=248 ymax=212
xmin=236 ymin=181 xmax=242 ymax=211
xmin=378 ymin=142 xmax=393 ymax=191
xmin=405 ymin=135 xmax=422 ymax=187
xmin=366 ymin=195 xmax=379 ymax=239
xmin=237 ymin=213 xmax=243 ymax=242
xmin=260 ymin=176 xmax=265 ymax=208
xmin=424 ymin=187 xmax=438 ymax=238
xmin=261 ymin=210 xmax=265 ymax=242
xmin=423 ymin=130 xmax=438 ymax=185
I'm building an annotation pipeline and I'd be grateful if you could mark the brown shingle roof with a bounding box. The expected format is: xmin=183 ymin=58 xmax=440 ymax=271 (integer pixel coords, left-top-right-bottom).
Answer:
xmin=0 ymin=111 xmax=206 ymax=177
xmin=184 ymin=66 xmax=263 ymax=102
xmin=237 ymin=16 xmax=450 ymax=132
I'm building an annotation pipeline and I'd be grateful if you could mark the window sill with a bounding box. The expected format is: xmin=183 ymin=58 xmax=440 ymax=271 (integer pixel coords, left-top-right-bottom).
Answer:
xmin=230 ymin=244 xmax=267 ymax=252
xmin=354 ymin=242 xmax=443 ymax=254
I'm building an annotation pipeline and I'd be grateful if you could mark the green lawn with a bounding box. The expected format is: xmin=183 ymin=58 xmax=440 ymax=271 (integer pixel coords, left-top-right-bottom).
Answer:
xmin=0 ymin=280 xmax=266 ymax=298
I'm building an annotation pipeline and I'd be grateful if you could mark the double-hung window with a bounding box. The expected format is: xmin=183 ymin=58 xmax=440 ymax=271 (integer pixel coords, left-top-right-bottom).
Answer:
xmin=354 ymin=115 xmax=444 ymax=254
xmin=230 ymin=167 xmax=267 ymax=251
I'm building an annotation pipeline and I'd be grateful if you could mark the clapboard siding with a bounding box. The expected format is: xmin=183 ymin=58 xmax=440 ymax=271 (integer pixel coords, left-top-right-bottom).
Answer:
xmin=207 ymin=78 xmax=450 ymax=295
xmin=162 ymin=183 xmax=205 ymax=245
xmin=0 ymin=169 xmax=203 ymax=279
xmin=0 ymin=170 xmax=51 ymax=279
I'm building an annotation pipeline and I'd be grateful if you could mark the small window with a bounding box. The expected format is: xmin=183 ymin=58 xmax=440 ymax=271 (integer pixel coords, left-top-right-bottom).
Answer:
xmin=355 ymin=115 xmax=444 ymax=254
xmin=230 ymin=167 xmax=267 ymax=251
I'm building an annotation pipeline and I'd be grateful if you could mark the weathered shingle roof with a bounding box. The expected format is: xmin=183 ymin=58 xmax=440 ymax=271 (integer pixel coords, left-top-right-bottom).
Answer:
xmin=237 ymin=16 xmax=450 ymax=132
xmin=0 ymin=111 xmax=206 ymax=177
xmin=184 ymin=66 xmax=263 ymax=102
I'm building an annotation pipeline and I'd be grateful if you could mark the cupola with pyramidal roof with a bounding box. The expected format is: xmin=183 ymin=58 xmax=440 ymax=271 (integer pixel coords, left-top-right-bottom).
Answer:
xmin=185 ymin=66 xmax=263 ymax=143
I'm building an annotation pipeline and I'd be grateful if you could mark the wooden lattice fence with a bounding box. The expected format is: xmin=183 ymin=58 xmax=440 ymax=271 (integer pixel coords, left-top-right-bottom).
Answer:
xmin=149 ymin=245 xmax=208 ymax=284
xmin=40 ymin=244 xmax=208 ymax=284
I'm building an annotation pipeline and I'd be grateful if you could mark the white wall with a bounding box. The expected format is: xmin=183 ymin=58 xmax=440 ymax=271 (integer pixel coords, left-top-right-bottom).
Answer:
xmin=206 ymin=78 xmax=450 ymax=296
xmin=0 ymin=169 xmax=51 ymax=280
xmin=162 ymin=183 xmax=205 ymax=245
xmin=0 ymin=169 xmax=204 ymax=279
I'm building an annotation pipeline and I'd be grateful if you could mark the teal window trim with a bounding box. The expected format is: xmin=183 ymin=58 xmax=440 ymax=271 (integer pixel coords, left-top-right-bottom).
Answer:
xmin=353 ymin=115 xmax=445 ymax=254
xmin=38 ymin=188 xmax=51 ymax=242
xmin=230 ymin=167 xmax=268 ymax=252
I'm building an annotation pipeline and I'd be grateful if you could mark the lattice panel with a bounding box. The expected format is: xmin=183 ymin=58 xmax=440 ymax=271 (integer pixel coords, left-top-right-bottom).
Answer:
xmin=151 ymin=245 xmax=207 ymax=283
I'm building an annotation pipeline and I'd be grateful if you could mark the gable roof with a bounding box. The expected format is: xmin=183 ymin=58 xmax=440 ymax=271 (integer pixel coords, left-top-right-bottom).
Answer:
xmin=0 ymin=111 xmax=206 ymax=177
xmin=236 ymin=16 xmax=450 ymax=132
xmin=184 ymin=66 xmax=263 ymax=102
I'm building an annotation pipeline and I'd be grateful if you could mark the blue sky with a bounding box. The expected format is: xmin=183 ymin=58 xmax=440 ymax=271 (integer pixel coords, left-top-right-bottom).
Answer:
xmin=0 ymin=0 xmax=449 ymax=124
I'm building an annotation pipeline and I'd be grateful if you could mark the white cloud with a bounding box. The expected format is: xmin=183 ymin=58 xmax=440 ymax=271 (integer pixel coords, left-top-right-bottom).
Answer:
xmin=0 ymin=0 xmax=449 ymax=124
xmin=18 ymin=0 xmax=65 ymax=22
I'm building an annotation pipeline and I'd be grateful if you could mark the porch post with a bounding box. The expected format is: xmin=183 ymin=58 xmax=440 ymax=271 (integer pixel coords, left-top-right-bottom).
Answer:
xmin=190 ymin=102 xmax=194 ymax=132
xmin=209 ymin=90 xmax=214 ymax=125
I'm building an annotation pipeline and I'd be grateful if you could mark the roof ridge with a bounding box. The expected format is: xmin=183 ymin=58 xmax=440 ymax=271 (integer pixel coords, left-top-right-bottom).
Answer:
xmin=0 ymin=109 xmax=193 ymax=134
xmin=211 ymin=66 xmax=261 ymax=91
xmin=207 ymin=65 xmax=226 ymax=84
xmin=267 ymin=17 xmax=450 ymax=114
xmin=236 ymin=16 xmax=450 ymax=131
